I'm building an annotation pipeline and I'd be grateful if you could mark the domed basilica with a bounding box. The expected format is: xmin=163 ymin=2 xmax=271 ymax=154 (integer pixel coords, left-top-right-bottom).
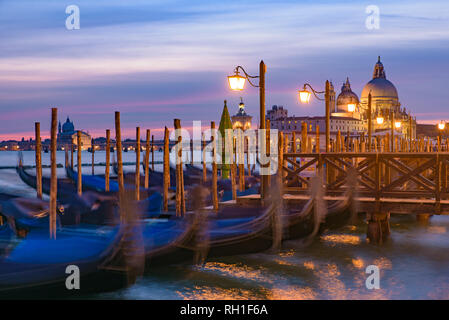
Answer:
xmin=331 ymin=56 xmax=415 ymax=138
xmin=268 ymin=57 xmax=416 ymax=144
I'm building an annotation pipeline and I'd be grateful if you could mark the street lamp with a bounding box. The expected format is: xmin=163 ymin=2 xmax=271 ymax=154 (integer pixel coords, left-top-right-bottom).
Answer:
xmin=347 ymin=104 xmax=356 ymax=113
xmin=438 ymin=121 xmax=445 ymax=151
xmin=376 ymin=116 xmax=384 ymax=125
xmin=228 ymin=70 xmax=246 ymax=91
xmin=298 ymin=81 xmax=331 ymax=152
xmin=395 ymin=121 xmax=402 ymax=129
xmin=298 ymin=88 xmax=312 ymax=104
xmin=228 ymin=61 xmax=267 ymax=198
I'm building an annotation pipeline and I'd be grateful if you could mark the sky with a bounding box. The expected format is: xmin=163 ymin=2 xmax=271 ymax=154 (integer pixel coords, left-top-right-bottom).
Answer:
xmin=0 ymin=0 xmax=449 ymax=140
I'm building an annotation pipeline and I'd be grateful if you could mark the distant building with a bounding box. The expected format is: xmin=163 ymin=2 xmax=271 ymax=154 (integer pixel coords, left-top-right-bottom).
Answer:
xmin=268 ymin=57 xmax=417 ymax=149
xmin=57 ymin=117 xmax=91 ymax=150
xmin=231 ymin=99 xmax=252 ymax=131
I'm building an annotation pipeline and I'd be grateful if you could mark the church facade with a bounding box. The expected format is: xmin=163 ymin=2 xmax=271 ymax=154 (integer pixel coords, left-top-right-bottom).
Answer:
xmin=268 ymin=57 xmax=416 ymax=149
xmin=231 ymin=99 xmax=252 ymax=131
xmin=57 ymin=117 xmax=91 ymax=150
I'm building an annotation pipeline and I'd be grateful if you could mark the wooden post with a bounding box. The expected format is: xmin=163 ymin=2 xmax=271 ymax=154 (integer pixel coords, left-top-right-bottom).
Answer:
xmin=237 ymin=130 xmax=245 ymax=191
xmin=246 ymin=136 xmax=251 ymax=177
xmin=49 ymin=108 xmax=57 ymax=239
xmin=390 ymin=111 xmax=394 ymax=152
xmin=301 ymin=122 xmax=307 ymax=153
xmin=229 ymin=131 xmax=237 ymax=201
xmin=70 ymin=142 xmax=74 ymax=169
xmin=135 ymin=127 xmax=140 ymax=201
xmin=163 ymin=127 xmax=170 ymax=212
xmin=259 ymin=61 xmax=267 ymax=201
xmin=151 ymin=134 xmax=155 ymax=171
xmin=202 ymin=132 xmax=207 ymax=182
xmin=292 ymin=132 xmax=297 ymax=153
xmin=105 ymin=129 xmax=110 ymax=192
xmin=211 ymin=121 xmax=218 ymax=211
xmin=34 ymin=122 xmax=42 ymax=199
xmin=91 ymin=138 xmax=95 ymax=175
xmin=266 ymin=119 xmax=271 ymax=190
xmin=115 ymin=112 xmax=125 ymax=221
xmin=408 ymin=113 xmax=412 ymax=151
xmin=368 ymin=93 xmax=372 ymax=152
xmin=336 ymin=130 xmax=341 ymax=152
xmin=77 ymin=131 xmax=82 ymax=196
xmin=325 ymin=80 xmax=331 ymax=152
xmin=278 ymin=132 xmax=284 ymax=185
xmin=190 ymin=138 xmax=194 ymax=165
xmin=145 ymin=129 xmax=150 ymax=189
xmin=174 ymin=119 xmax=185 ymax=216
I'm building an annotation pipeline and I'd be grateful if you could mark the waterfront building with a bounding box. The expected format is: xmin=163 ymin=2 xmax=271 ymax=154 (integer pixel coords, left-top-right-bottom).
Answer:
xmin=57 ymin=117 xmax=91 ymax=150
xmin=268 ymin=57 xmax=416 ymax=149
xmin=231 ymin=99 xmax=252 ymax=131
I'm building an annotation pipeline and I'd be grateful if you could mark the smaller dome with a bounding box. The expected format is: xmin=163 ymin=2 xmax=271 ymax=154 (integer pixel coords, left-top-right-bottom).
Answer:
xmin=62 ymin=117 xmax=74 ymax=133
xmin=336 ymin=78 xmax=359 ymax=112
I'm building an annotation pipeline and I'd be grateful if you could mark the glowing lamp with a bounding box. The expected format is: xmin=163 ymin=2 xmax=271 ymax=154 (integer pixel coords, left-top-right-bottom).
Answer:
xmin=347 ymin=104 xmax=356 ymax=112
xmin=395 ymin=121 xmax=401 ymax=129
xmin=438 ymin=122 xmax=445 ymax=130
xmin=228 ymin=73 xmax=246 ymax=91
xmin=298 ymin=89 xmax=311 ymax=103
xmin=376 ymin=117 xmax=384 ymax=125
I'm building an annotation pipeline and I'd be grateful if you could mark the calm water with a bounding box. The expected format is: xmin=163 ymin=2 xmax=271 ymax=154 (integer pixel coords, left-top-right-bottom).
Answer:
xmin=1 ymin=151 xmax=449 ymax=300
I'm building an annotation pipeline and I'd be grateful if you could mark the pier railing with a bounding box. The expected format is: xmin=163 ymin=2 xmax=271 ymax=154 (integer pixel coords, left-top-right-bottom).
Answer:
xmin=281 ymin=152 xmax=449 ymax=208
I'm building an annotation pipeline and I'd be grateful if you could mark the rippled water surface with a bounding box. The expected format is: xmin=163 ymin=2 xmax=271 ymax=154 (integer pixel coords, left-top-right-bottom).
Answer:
xmin=1 ymin=151 xmax=448 ymax=300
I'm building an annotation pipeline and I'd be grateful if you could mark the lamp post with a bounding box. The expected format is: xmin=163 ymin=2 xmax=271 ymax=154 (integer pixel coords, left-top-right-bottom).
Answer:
xmin=367 ymin=93 xmax=372 ymax=151
xmin=298 ymin=80 xmax=331 ymax=152
xmin=438 ymin=121 xmax=445 ymax=151
xmin=228 ymin=60 xmax=268 ymax=199
xmin=390 ymin=110 xmax=395 ymax=152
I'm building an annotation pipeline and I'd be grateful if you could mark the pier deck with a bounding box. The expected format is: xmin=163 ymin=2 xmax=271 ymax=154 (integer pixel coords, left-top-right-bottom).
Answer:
xmin=236 ymin=194 xmax=449 ymax=215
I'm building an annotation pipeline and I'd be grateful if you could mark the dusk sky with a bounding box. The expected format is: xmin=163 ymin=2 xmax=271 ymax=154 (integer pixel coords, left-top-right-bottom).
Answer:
xmin=1 ymin=0 xmax=449 ymax=139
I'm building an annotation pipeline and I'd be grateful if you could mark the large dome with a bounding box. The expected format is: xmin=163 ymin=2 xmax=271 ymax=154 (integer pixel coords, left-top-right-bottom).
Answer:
xmin=62 ymin=117 xmax=74 ymax=133
xmin=361 ymin=78 xmax=398 ymax=100
xmin=361 ymin=56 xmax=398 ymax=101
xmin=336 ymin=77 xmax=359 ymax=112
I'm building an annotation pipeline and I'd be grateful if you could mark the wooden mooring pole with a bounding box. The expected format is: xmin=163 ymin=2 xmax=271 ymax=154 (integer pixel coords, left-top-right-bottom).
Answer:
xmin=91 ymin=138 xmax=95 ymax=175
xmin=105 ymin=129 xmax=110 ymax=192
xmin=70 ymin=142 xmax=74 ymax=169
xmin=174 ymin=119 xmax=185 ymax=216
xmin=135 ymin=127 xmax=141 ymax=201
xmin=202 ymin=132 xmax=207 ymax=183
xmin=211 ymin=121 xmax=218 ymax=211
xmin=77 ymin=131 xmax=82 ymax=196
xmin=145 ymin=129 xmax=150 ymax=189
xmin=151 ymin=134 xmax=155 ymax=171
xmin=34 ymin=122 xmax=42 ymax=199
xmin=49 ymin=108 xmax=57 ymax=239
xmin=115 ymin=112 xmax=125 ymax=221
xmin=163 ymin=127 xmax=170 ymax=212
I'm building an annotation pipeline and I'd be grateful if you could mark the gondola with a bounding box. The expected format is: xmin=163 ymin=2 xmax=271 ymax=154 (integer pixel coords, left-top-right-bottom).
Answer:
xmin=65 ymin=165 xmax=120 ymax=193
xmin=16 ymin=160 xmax=77 ymax=203
xmin=0 ymin=196 xmax=201 ymax=292
xmin=200 ymin=204 xmax=275 ymax=258
xmin=0 ymin=217 xmax=129 ymax=298
xmin=65 ymin=166 xmax=164 ymax=218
